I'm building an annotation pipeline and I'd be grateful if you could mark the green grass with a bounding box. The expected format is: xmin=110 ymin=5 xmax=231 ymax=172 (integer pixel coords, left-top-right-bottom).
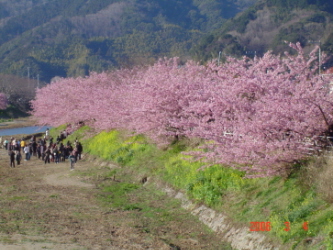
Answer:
xmin=54 ymin=125 xmax=333 ymax=249
xmin=0 ymin=118 xmax=13 ymax=123
xmin=94 ymin=176 xmax=233 ymax=249
xmin=98 ymin=182 xmax=140 ymax=210
xmin=7 ymin=196 xmax=29 ymax=201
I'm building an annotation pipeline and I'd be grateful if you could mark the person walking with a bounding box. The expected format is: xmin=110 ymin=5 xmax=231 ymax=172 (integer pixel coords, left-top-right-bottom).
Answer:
xmin=37 ymin=144 xmax=41 ymax=159
xmin=20 ymin=139 xmax=26 ymax=153
xmin=32 ymin=140 xmax=37 ymax=157
xmin=76 ymin=141 xmax=83 ymax=161
xmin=53 ymin=145 xmax=60 ymax=164
xmin=8 ymin=138 xmax=14 ymax=151
xmin=44 ymin=147 xmax=51 ymax=164
xmin=15 ymin=150 xmax=21 ymax=165
xmin=45 ymin=128 xmax=49 ymax=139
xmin=40 ymin=144 xmax=45 ymax=161
xmin=24 ymin=144 xmax=31 ymax=161
xmin=9 ymin=150 xmax=15 ymax=168
xmin=59 ymin=143 xmax=65 ymax=162
xmin=68 ymin=152 xmax=76 ymax=170
xmin=3 ymin=138 xmax=8 ymax=150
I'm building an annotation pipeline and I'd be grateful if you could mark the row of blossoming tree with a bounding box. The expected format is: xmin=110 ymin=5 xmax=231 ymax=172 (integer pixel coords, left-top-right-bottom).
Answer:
xmin=31 ymin=43 xmax=333 ymax=177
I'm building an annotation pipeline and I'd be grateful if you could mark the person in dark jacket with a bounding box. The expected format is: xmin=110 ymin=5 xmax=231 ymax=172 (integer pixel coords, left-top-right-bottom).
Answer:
xmin=15 ymin=150 xmax=21 ymax=165
xmin=32 ymin=141 xmax=37 ymax=157
xmin=76 ymin=142 xmax=83 ymax=160
xmin=44 ymin=147 xmax=51 ymax=164
xmin=9 ymin=150 xmax=15 ymax=168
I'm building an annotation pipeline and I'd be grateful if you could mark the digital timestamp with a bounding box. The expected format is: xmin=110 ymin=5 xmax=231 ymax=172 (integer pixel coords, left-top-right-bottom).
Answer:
xmin=249 ymin=221 xmax=309 ymax=232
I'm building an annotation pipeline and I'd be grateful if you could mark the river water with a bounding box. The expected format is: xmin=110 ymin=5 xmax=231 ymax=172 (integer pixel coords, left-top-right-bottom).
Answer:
xmin=0 ymin=126 xmax=50 ymax=136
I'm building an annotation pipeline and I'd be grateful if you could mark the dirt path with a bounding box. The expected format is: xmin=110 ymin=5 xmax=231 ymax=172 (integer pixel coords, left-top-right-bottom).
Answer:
xmin=0 ymin=140 xmax=232 ymax=249
xmin=0 ymin=149 xmax=106 ymax=250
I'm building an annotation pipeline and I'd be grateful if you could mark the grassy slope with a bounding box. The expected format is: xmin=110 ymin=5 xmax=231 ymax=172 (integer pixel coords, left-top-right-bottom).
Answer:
xmin=60 ymin=125 xmax=333 ymax=250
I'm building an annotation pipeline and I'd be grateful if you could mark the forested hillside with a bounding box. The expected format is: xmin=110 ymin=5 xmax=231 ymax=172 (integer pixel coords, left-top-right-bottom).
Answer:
xmin=0 ymin=0 xmax=256 ymax=83
xmin=193 ymin=0 xmax=333 ymax=65
xmin=0 ymin=0 xmax=333 ymax=85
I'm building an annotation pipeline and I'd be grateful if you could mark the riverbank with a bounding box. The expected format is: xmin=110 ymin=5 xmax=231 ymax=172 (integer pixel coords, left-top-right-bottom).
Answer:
xmin=0 ymin=117 xmax=36 ymax=129
xmin=0 ymin=129 xmax=233 ymax=249
xmin=78 ymin=126 xmax=333 ymax=250
xmin=3 ymin=121 xmax=333 ymax=249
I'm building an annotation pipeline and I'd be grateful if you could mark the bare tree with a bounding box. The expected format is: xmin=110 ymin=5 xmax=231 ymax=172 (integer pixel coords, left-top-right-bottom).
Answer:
xmin=0 ymin=74 xmax=38 ymax=111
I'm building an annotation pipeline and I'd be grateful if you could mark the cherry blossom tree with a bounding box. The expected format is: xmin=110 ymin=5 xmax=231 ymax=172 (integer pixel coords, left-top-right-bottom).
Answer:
xmin=30 ymin=70 xmax=136 ymax=129
xmin=125 ymin=43 xmax=333 ymax=176
xmin=30 ymin=42 xmax=333 ymax=177
xmin=120 ymin=58 xmax=216 ymax=142
xmin=180 ymin=43 xmax=333 ymax=177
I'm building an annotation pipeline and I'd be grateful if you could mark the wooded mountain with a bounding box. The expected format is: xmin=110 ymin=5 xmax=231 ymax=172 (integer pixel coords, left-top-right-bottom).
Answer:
xmin=0 ymin=0 xmax=255 ymax=82
xmin=194 ymin=0 xmax=333 ymax=66
xmin=0 ymin=0 xmax=332 ymax=83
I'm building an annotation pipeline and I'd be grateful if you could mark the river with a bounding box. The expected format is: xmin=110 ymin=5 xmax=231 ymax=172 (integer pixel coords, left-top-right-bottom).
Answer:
xmin=0 ymin=126 xmax=50 ymax=136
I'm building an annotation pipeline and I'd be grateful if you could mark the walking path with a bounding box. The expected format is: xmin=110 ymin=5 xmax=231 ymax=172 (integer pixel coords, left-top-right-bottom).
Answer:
xmin=0 ymin=137 xmax=232 ymax=250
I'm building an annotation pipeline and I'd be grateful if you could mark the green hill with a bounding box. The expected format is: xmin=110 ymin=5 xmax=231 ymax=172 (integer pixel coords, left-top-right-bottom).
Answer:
xmin=192 ymin=0 xmax=333 ymax=65
xmin=0 ymin=0 xmax=333 ymax=83
xmin=0 ymin=0 xmax=256 ymax=82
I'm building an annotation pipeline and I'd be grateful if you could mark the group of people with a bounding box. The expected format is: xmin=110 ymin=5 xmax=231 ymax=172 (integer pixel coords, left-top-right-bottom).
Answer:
xmin=2 ymin=129 xmax=83 ymax=170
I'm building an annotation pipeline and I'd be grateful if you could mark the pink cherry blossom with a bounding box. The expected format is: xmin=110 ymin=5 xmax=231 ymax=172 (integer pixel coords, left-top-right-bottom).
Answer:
xmin=30 ymin=43 xmax=333 ymax=177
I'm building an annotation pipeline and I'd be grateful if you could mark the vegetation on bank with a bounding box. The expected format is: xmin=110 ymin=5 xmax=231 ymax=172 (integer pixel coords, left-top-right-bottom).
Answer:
xmin=47 ymin=125 xmax=234 ymax=249
xmin=0 ymin=105 xmax=29 ymax=120
xmin=55 ymin=125 xmax=333 ymax=250
xmin=0 ymin=129 xmax=233 ymax=249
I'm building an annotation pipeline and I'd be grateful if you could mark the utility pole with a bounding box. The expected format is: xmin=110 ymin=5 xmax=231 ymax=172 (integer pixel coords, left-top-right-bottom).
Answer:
xmin=218 ymin=51 xmax=222 ymax=66
xmin=308 ymin=40 xmax=322 ymax=75
xmin=27 ymin=67 xmax=30 ymax=79
xmin=37 ymin=74 xmax=40 ymax=89
xmin=218 ymin=51 xmax=231 ymax=65
xmin=319 ymin=43 xmax=322 ymax=75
